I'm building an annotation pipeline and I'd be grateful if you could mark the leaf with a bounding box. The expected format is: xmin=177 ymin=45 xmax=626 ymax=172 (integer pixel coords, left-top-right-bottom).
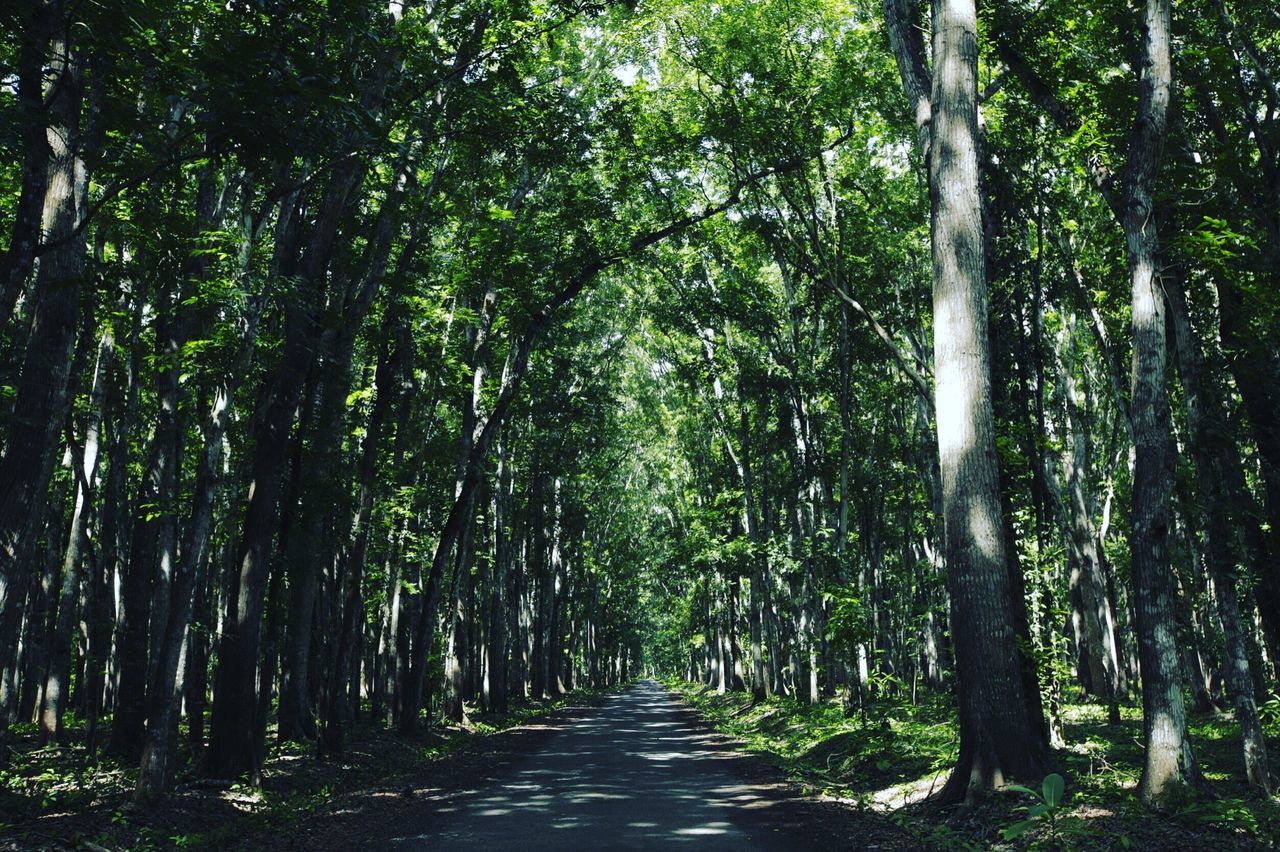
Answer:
xmin=1004 ymin=784 xmax=1039 ymax=798
xmin=1000 ymin=819 xmax=1037 ymax=840
xmin=1042 ymin=772 xmax=1065 ymax=807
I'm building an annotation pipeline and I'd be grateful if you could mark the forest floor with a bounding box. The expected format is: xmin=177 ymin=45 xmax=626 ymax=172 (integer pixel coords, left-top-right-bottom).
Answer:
xmin=0 ymin=689 xmax=612 ymax=850
xmin=669 ymin=679 xmax=1280 ymax=850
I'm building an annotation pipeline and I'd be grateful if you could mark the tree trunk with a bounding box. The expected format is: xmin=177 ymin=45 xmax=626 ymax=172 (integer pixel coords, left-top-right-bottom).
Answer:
xmin=927 ymin=0 xmax=1049 ymax=801
xmin=1123 ymin=0 xmax=1196 ymax=808
xmin=0 ymin=14 xmax=85 ymax=758
xmin=0 ymin=0 xmax=57 ymax=327
xmin=1054 ymin=322 xmax=1123 ymax=721
xmin=1217 ymin=282 xmax=1280 ymax=667
xmin=139 ymin=286 xmax=263 ymax=794
xmin=40 ymin=324 xmax=108 ymax=744
xmin=1166 ymin=274 xmax=1270 ymax=793
xmin=205 ymin=305 xmax=312 ymax=779
xmin=489 ymin=432 xmax=514 ymax=713
xmin=320 ymin=331 xmax=404 ymax=752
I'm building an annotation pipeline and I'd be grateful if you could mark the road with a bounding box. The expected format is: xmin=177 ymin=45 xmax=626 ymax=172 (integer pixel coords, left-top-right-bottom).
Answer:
xmin=386 ymin=681 xmax=818 ymax=850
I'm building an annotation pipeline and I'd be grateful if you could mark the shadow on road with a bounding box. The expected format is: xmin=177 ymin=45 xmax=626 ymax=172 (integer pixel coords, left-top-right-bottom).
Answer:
xmin=384 ymin=680 xmax=904 ymax=850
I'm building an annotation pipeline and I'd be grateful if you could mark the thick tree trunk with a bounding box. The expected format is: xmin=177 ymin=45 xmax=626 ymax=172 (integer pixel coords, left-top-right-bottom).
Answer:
xmin=0 ymin=0 xmax=57 ymax=327
xmin=0 ymin=18 xmax=85 ymax=758
xmin=927 ymin=0 xmax=1049 ymax=802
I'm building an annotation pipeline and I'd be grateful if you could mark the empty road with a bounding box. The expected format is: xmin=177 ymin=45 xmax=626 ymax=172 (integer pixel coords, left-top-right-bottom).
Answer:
xmin=386 ymin=681 xmax=846 ymax=850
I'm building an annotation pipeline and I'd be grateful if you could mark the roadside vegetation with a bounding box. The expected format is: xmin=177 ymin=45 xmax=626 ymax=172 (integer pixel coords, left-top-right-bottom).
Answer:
xmin=1 ymin=689 xmax=612 ymax=850
xmin=671 ymin=681 xmax=1280 ymax=849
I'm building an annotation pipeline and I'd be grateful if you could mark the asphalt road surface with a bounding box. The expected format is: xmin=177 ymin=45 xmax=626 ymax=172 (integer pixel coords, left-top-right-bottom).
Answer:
xmin=387 ymin=681 xmax=817 ymax=850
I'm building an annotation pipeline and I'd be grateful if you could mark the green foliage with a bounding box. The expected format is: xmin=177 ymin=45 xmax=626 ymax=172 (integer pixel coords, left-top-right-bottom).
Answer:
xmin=825 ymin=588 xmax=872 ymax=657
xmin=1258 ymin=695 xmax=1280 ymax=735
xmin=3 ymin=0 xmax=1280 ymax=846
xmin=1173 ymin=797 xmax=1280 ymax=845
xmin=999 ymin=773 xmax=1092 ymax=847
xmin=668 ymin=679 xmax=956 ymax=799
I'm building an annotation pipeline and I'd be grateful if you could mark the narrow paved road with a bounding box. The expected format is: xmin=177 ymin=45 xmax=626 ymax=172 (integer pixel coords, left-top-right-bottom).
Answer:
xmin=387 ymin=681 xmax=821 ymax=850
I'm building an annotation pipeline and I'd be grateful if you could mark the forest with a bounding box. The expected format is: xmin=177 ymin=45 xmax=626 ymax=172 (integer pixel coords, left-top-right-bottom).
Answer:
xmin=1 ymin=0 xmax=1279 ymax=848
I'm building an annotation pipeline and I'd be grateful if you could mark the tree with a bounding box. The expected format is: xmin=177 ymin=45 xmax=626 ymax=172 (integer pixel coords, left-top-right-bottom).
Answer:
xmin=885 ymin=0 xmax=1050 ymax=800
xmin=1121 ymin=0 xmax=1199 ymax=806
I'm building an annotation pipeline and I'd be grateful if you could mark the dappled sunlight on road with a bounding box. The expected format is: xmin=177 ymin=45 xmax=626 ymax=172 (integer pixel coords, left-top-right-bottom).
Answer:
xmin=387 ymin=681 xmax=791 ymax=849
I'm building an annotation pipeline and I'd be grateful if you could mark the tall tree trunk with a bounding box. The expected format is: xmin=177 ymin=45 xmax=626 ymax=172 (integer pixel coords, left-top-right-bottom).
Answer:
xmin=89 ymin=296 xmax=135 ymax=756
xmin=444 ymin=495 xmax=479 ymax=723
xmin=280 ymin=143 xmax=415 ymax=743
xmin=277 ymin=343 xmax=346 ymax=744
xmin=1054 ymin=322 xmax=1123 ymax=722
xmin=1123 ymin=0 xmax=1196 ymax=807
xmin=41 ymin=323 xmax=108 ymax=744
xmin=206 ymin=38 xmax=391 ymax=766
xmin=139 ymin=284 xmax=263 ymax=794
xmin=0 ymin=12 xmax=85 ymax=759
xmin=0 ymin=0 xmax=57 ymax=326
xmin=205 ymin=305 xmax=312 ymax=779
xmin=1217 ymin=283 xmax=1280 ymax=667
xmin=926 ymin=0 xmax=1049 ymax=801
xmin=488 ymin=432 xmax=514 ymax=713
xmin=320 ymin=330 xmax=404 ymax=752
xmin=1166 ymin=275 xmax=1271 ymax=793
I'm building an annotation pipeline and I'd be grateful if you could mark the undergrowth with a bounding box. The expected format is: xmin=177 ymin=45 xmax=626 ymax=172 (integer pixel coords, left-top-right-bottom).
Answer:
xmin=0 ymin=685 xmax=617 ymax=850
xmin=668 ymin=679 xmax=1280 ymax=850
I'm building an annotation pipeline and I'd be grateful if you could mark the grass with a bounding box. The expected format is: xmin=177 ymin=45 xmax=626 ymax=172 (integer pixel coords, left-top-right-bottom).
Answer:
xmin=668 ymin=679 xmax=1280 ymax=850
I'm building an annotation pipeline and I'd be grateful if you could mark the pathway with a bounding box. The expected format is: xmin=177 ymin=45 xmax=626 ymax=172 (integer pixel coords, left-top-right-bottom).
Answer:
xmin=387 ymin=681 xmax=818 ymax=850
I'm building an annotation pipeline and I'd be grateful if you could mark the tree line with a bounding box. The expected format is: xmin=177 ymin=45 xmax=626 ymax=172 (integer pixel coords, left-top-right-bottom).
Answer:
xmin=633 ymin=0 xmax=1279 ymax=810
xmin=2 ymin=0 xmax=1279 ymax=815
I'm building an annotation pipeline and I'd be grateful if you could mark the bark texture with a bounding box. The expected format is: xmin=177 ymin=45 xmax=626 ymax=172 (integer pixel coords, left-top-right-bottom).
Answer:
xmin=1122 ymin=0 xmax=1197 ymax=807
xmin=927 ymin=0 xmax=1049 ymax=801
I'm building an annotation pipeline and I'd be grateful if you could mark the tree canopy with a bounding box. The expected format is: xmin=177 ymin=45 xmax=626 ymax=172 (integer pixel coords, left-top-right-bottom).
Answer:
xmin=2 ymin=0 xmax=1280 ymax=839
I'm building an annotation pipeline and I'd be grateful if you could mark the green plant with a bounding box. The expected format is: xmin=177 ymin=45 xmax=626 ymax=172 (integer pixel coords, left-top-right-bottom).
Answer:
xmin=1258 ymin=694 xmax=1280 ymax=732
xmin=1001 ymin=773 xmax=1091 ymax=848
xmin=1176 ymin=796 xmax=1280 ymax=844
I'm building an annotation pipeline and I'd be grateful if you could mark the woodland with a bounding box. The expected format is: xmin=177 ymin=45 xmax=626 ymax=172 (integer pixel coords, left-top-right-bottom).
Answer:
xmin=1 ymin=0 xmax=1280 ymax=848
